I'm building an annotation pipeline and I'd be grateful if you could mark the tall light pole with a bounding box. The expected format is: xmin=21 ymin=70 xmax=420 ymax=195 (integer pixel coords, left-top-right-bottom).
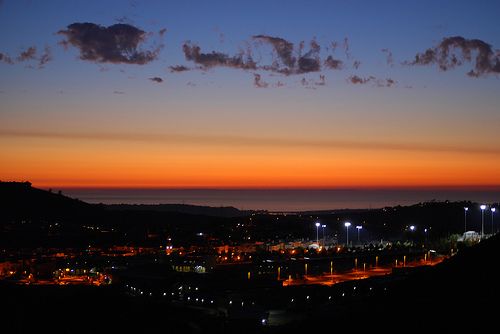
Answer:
xmin=480 ymin=205 xmax=486 ymax=238
xmin=344 ymin=222 xmax=351 ymax=246
xmin=315 ymin=222 xmax=320 ymax=246
xmin=491 ymin=208 xmax=496 ymax=235
xmin=321 ymin=225 xmax=326 ymax=247
xmin=464 ymin=207 xmax=468 ymax=233
xmin=356 ymin=225 xmax=362 ymax=244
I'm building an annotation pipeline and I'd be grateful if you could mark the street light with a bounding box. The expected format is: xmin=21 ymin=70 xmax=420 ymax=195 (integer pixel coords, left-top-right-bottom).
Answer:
xmin=464 ymin=207 xmax=469 ymax=233
xmin=356 ymin=226 xmax=362 ymax=243
xmin=491 ymin=208 xmax=496 ymax=234
xmin=344 ymin=222 xmax=351 ymax=246
xmin=321 ymin=225 xmax=326 ymax=247
xmin=315 ymin=222 xmax=320 ymax=246
xmin=480 ymin=205 xmax=486 ymax=238
xmin=409 ymin=225 xmax=415 ymax=231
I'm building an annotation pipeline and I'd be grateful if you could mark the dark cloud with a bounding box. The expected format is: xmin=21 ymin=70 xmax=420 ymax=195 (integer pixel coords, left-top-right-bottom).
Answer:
xmin=381 ymin=48 xmax=394 ymax=66
xmin=253 ymin=35 xmax=324 ymax=75
xmin=352 ymin=60 xmax=361 ymax=69
xmin=17 ymin=46 xmax=37 ymax=62
xmin=349 ymin=75 xmax=371 ymax=84
xmin=149 ymin=77 xmax=163 ymax=83
xmin=169 ymin=65 xmax=190 ymax=73
xmin=253 ymin=35 xmax=296 ymax=69
xmin=158 ymin=28 xmax=167 ymax=37
xmin=297 ymin=40 xmax=321 ymax=73
xmin=182 ymin=42 xmax=256 ymax=70
xmin=0 ymin=52 xmax=14 ymax=65
xmin=58 ymin=22 xmax=162 ymax=65
xmin=113 ymin=90 xmax=125 ymax=94
xmin=324 ymin=55 xmax=343 ymax=69
xmin=348 ymin=75 xmax=396 ymax=87
xmin=407 ymin=36 xmax=500 ymax=77
xmin=384 ymin=78 xmax=396 ymax=87
xmin=253 ymin=73 xmax=268 ymax=88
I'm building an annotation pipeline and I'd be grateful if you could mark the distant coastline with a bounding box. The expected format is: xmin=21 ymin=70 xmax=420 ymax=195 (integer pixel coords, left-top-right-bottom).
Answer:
xmin=59 ymin=188 xmax=500 ymax=212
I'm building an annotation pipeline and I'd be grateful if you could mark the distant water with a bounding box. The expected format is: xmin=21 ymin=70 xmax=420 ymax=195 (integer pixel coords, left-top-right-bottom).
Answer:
xmin=60 ymin=188 xmax=500 ymax=211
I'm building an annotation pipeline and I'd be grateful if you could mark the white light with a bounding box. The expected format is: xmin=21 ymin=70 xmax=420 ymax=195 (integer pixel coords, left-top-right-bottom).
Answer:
xmin=356 ymin=226 xmax=362 ymax=230
xmin=344 ymin=222 xmax=351 ymax=227
xmin=492 ymin=208 xmax=496 ymax=213
xmin=409 ymin=225 xmax=415 ymax=231
xmin=480 ymin=205 xmax=487 ymax=210
xmin=322 ymin=225 xmax=326 ymax=228
xmin=464 ymin=207 xmax=469 ymax=211
xmin=261 ymin=319 xmax=267 ymax=325
xmin=315 ymin=222 xmax=320 ymax=227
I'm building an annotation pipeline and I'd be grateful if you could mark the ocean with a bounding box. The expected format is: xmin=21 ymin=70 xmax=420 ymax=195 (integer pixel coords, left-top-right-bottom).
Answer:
xmin=59 ymin=188 xmax=500 ymax=212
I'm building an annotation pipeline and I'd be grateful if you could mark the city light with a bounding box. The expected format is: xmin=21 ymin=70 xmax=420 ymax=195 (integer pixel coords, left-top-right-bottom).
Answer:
xmin=315 ymin=222 xmax=321 ymax=246
xmin=480 ymin=205 xmax=487 ymax=238
xmin=356 ymin=225 xmax=362 ymax=243
xmin=344 ymin=222 xmax=351 ymax=246
xmin=464 ymin=207 xmax=469 ymax=233
xmin=491 ymin=207 xmax=496 ymax=234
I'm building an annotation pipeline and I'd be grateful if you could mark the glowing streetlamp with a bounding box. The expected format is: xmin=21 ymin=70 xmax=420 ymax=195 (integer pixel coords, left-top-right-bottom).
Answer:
xmin=321 ymin=225 xmax=326 ymax=246
xmin=480 ymin=205 xmax=486 ymax=238
xmin=356 ymin=225 xmax=362 ymax=243
xmin=315 ymin=222 xmax=320 ymax=246
xmin=344 ymin=222 xmax=351 ymax=246
xmin=464 ymin=207 xmax=469 ymax=233
xmin=409 ymin=225 xmax=415 ymax=232
xmin=491 ymin=208 xmax=496 ymax=234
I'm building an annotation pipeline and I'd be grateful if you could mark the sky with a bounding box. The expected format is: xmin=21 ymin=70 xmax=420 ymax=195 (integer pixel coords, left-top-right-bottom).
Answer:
xmin=1 ymin=0 xmax=500 ymax=189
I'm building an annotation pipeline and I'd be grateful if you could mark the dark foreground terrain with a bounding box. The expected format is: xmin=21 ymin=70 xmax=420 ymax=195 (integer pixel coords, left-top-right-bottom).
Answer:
xmin=2 ymin=233 xmax=499 ymax=333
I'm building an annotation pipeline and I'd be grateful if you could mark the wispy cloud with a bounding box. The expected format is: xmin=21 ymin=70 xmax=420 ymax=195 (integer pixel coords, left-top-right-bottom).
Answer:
xmin=58 ymin=22 xmax=164 ymax=65
xmin=149 ymin=76 xmax=163 ymax=83
xmin=182 ymin=42 xmax=256 ymax=70
xmin=406 ymin=36 xmax=500 ymax=77
xmin=1 ymin=45 xmax=52 ymax=69
xmin=0 ymin=52 xmax=14 ymax=64
xmin=324 ymin=55 xmax=343 ymax=70
xmin=169 ymin=65 xmax=190 ymax=73
xmin=1 ymin=129 xmax=498 ymax=156
xmin=38 ymin=46 xmax=52 ymax=68
xmin=348 ymin=75 xmax=396 ymax=87
xmin=16 ymin=46 xmax=37 ymax=62
xmin=381 ymin=48 xmax=394 ymax=66
xmin=253 ymin=73 xmax=268 ymax=88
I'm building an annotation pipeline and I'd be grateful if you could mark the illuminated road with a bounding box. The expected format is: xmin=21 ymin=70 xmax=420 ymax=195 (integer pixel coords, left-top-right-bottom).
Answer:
xmin=282 ymin=257 xmax=445 ymax=287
